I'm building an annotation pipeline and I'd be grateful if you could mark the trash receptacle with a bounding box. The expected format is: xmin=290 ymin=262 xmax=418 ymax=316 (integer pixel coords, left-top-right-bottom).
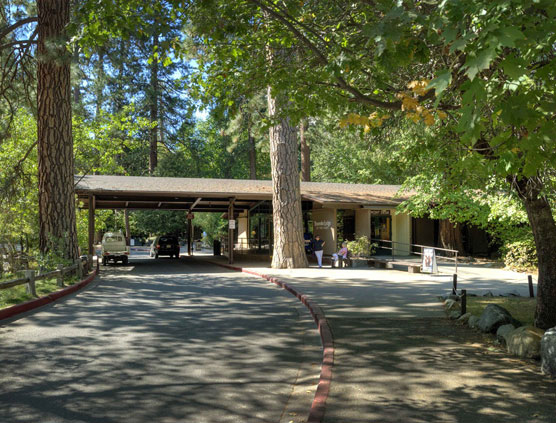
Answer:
xmin=213 ymin=240 xmax=221 ymax=256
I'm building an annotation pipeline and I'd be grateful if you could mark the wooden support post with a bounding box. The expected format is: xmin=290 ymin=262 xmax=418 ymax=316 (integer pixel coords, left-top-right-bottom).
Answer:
xmin=88 ymin=194 xmax=95 ymax=258
xmin=77 ymin=260 xmax=83 ymax=280
xmin=229 ymin=198 xmax=235 ymax=265
xmin=56 ymin=264 xmax=64 ymax=287
xmin=24 ymin=270 xmax=36 ymax=297
xmin=452 ymin=274 xmax=457 ymax=295
xmin=188 ymin=217 xmax=193 ymax=256
xmin=461 ymin=289 xmax=467 ymax=315
xmin=528 ymin=275 xmax=535 ymax=298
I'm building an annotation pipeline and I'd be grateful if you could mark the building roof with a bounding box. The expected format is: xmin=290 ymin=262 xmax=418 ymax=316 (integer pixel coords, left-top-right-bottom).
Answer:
xmin=74 ymin=175 xmax=411 ymax=213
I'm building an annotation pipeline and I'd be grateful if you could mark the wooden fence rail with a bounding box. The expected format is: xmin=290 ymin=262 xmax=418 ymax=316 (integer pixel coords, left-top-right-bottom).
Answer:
xmin=0 ymin=256 xmax=92 ymax=297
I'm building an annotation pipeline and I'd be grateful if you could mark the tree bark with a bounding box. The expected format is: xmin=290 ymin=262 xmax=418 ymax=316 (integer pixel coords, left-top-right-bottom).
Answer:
xmin=247 ymin=116 xmax=257 ymax=179
xmin=148 ymin=33 xmax=159 ymax=175
xmin=300 ymin=118 xmax=311 ymax=182
xmin=439 ymin=220 xmax=464 ymax=253
xmin=267 ymin=86 xmax=308 ymax=269
xmin=37 ymin=0 xmax=78 ymax=260
xmin=514 ymin=177 xmax=556 ymax=329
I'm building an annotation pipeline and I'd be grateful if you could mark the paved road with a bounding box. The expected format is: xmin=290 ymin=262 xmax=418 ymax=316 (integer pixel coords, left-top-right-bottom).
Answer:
xmin=0 ymin=253 xmax=321 ymax=423
xmin=220 ymin=258 xmax=556 ymax=423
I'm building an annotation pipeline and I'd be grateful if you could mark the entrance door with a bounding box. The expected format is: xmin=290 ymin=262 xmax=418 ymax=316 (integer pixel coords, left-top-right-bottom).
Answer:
xmin=371 ymin=215 xmax=392 ymax=255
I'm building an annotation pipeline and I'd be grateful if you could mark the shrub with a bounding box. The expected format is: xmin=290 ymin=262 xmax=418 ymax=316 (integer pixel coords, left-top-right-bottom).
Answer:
xmin=347 ymin=236 xmax=377 ymax=257
xmin=502 ymin=239 xmax=537 ymax=271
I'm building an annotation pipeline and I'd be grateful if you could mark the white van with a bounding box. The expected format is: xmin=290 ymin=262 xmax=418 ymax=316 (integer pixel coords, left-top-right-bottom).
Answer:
xmin=101 ymin=231 xmax=130 ymax=265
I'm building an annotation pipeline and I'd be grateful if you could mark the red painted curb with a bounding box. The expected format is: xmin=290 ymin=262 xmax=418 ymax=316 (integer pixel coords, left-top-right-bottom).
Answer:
xmin=210 ymin=261 xmax=334 ymax=423
xmin=0 ymin=269 xmax=98 ymax=322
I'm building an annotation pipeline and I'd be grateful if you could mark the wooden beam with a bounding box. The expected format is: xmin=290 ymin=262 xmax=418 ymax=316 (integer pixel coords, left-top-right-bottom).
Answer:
xmin=88 ymin=195 xmax=95 ymax=257
xmin=228 ymin=198 xmax=235 ymax=264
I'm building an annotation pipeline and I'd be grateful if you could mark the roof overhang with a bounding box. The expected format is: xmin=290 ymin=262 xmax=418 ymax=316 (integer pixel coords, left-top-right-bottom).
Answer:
xmin=74 ymin=175 xmax=410 ymax=213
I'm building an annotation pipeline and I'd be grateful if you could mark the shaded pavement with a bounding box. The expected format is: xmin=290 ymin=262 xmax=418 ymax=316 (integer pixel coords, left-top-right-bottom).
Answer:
xmin=209 ymin=255 xmax=556 ymax=423
xmin=0 ymin=255 xmax=321 ymax=423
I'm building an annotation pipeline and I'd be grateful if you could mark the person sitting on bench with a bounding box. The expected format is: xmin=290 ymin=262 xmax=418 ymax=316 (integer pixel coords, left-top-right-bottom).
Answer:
xmin=332 ymin=242 xmax=349 ymax=268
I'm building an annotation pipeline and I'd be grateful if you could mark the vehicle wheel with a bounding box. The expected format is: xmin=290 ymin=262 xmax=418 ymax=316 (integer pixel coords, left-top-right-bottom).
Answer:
xmin=102 ymin=258 xmax=107 ymax=266
xmin=154 ymin=253 xmax=158 ymax=259
xmin=122 ymin=256 xmax=128 ymax=265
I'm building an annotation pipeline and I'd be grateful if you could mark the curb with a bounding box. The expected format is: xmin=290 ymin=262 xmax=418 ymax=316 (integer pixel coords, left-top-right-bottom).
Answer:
xmin=0 ymin=269 xmax=98 ymax=322
xmin=210 ymin=262 xmax=334 ymax=423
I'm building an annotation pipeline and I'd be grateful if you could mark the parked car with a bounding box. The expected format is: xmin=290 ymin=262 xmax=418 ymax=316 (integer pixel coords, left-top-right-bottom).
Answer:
xmin=150 ymin=235 xmax=180 ymax=259
xmin=101 ymin=231 xmax=130 ymax=265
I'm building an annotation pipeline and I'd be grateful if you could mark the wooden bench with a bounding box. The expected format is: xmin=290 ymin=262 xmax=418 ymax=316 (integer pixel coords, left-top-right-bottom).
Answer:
xmin=368 ymin=258 xmax=421 ymax=273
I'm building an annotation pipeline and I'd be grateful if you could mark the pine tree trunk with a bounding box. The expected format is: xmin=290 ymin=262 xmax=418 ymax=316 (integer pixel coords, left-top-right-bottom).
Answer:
xmin=439 ymin=220 xmax=464 ymax=253
xmin=247 ymin=117 xmax=257 ymax=180
xmin=267 ymin=87 xmax=308 ymax=269
xmin=149 ymin=33 xmax=159 ymax=175
xmin=300 ymin=119 xmax=311 ymax=182
xmin=37 ymin=0 xmax=78 ymax=260
xmin=515 ymin=177 xmax=556 ymax=329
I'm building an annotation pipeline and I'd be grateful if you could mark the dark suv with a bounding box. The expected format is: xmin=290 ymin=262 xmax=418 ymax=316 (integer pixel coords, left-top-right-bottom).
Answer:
xmin=150 ymin=235 xmax=180 ymax=259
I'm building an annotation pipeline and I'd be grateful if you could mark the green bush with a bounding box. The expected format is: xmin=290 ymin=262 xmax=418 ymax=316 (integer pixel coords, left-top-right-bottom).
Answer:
xmin=347 ymin=236 xmax=377 ymax=257
xmin=502 ymin=239 xmax=537 ymax=271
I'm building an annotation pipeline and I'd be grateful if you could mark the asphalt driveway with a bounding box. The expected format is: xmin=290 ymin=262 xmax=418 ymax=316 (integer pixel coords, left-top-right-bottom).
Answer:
xmin=0 ymin=254 xmax=321 ymax=423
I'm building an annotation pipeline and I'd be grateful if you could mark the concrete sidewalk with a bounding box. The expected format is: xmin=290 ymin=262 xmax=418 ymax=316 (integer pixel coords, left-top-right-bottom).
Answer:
xmin=205 ymin=256 xmax=556 ymax=423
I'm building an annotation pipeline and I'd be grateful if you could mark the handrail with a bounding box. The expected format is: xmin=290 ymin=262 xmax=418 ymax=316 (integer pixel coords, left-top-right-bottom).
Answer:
xmin=370 ymin=238 xmax=459 ymax=273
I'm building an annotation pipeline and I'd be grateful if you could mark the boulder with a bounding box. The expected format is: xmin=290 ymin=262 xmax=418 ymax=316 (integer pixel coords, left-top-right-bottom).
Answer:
xmin=496 ymin=324 xmax=516 ymax=344
xmin=541 ymin=327 xmax=556 ymax=378
xmin=457 ymin=313 xmax=472 ymax=324
xmin=468 ymin=315 xmax=480 ymax=329
xmin=446 ymin=294 xmax=460 ymax=302
xmin=448 ymin=310 xmax=462 ymax=320
xmin=506 ymin=326 xmax=545 ymax=359
xmin=477 ymin=304 xmax=514 ymax=333
xmin=483 ymin=291 xmax=494 ymax=297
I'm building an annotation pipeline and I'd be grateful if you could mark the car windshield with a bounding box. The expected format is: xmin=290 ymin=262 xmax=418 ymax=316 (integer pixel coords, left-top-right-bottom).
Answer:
xmin=159 ymin=237 xmax=177 ymax=243
xmin=105 ymin=236 xmax=123 ymax=242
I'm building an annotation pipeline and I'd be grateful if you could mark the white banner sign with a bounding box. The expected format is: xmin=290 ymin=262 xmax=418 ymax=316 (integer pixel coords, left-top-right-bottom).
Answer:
xmin=229 ymin=220 xmax=236 ymax=229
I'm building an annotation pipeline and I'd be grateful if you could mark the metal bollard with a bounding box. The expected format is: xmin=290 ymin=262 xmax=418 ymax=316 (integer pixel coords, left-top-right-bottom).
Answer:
xmin=528 ymin=275 xmax=535 ymax=298
xmin=57 ymin=264 xmax=64 ymax=287
xmin=452 ymin=274 xmax=457 ymax=295
xmin=461 ymin=289 xmax=467 ymax=315
xmin=24 ymin=270 xmax=37 ymax=297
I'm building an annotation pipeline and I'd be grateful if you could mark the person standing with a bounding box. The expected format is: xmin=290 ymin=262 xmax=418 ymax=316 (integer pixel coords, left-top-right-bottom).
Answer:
xmin=312 ymin=235 xmax=325 ymax=268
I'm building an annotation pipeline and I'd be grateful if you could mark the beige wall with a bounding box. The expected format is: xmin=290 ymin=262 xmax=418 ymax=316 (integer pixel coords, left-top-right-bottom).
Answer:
xmin=392 ymin=212 xmax=411 ymax=255
xmin=355 ymin=209 xmax=371 ymax=239
xmin=237 ymin=216 xmax=248 ymax=250
xmin=312 ymin=208 xmax=337 ymax=255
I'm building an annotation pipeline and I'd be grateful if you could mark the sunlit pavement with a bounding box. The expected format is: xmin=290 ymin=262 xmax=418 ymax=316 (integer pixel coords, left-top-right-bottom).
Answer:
xmin=0 ymin=251 xmax=321 ymax=423
xmin=207 ymin=255 xmax=556 ymax=423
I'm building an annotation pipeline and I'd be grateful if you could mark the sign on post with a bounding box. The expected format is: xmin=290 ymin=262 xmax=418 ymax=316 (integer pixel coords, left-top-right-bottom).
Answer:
xmin=422 ymin=248 xmax=438 ymax=273
xmin=229 ymin=219 xmax=236 ymax=229
xmin=187 ymin=213 xmax=194 ymax=220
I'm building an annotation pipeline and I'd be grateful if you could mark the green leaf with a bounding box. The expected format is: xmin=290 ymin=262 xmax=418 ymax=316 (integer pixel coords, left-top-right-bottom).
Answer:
xmin=500 ymin=56 xmax=526 ymax=80
xmin=495 ymin=27 xmax=525 ymax=48
xmin=428 ymin=69 xmax=452 ymax=96
xmin=464 ymin=48 xmax=497 ymax=81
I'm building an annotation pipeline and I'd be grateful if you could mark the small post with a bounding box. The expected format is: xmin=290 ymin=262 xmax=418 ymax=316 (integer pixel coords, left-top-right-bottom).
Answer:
xmin=77 ymin=259 xmax=83 ymax=280
xmin=528 ymin=275 xmax=535 ymax=298
xmin=24 ymin=270 xmax=36 ymax=297
xmin=452 ymin=274 xmax=457 ymax=295
xmin=56 ymin=264 xmax=64 ymax=287
xmin=461 ymin=289 xmax=467 ymax=315
xmin=96 ymin=255 xmax=100 ymax=272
